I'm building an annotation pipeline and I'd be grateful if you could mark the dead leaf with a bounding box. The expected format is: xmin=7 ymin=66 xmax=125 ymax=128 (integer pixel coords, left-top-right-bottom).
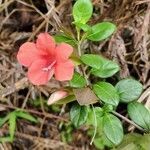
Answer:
xmin=73 ymin=87 xmax=98 ymax=105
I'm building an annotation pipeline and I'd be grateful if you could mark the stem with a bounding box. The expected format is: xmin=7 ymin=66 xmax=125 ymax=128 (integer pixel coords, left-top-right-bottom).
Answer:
xmin=90 ymin=105 xmax=97 ymax=145
xmin=112 ymin=111 xmax=145 ymax=132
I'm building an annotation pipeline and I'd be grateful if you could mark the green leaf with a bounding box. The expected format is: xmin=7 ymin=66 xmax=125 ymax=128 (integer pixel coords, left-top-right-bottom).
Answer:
xmin=81 ymin=54 xmax=104 ymax=69
xmin=70 ymin=103 xmax=88 ymax=128
xmin=70 ymin=72 xmax=86 ymax=88
xmin=15 ymin=111 xmax=38 ymax=123
xmin=94 ymin=134 xmax=114 ymax=149
xmin=87 ymin=22 xmax=116 ymax=41
xmin=127 ymin=102 xmax=150 ymax=130
xmin=116 ymin=78 xmax=143 ymax=103
xmin=0 ymin=114 xmax=10 ymax=127
xmin=103 ymin=113 xmax=123 ymax=145
xmin=54 ymin=34 xmax=76 ymax=46
xmin=91 ymin=59 xmax=120 ymax=78
xmin=0 ymin=136 xmax=13 ymax=143
xmin=74 ymin=22 xmax=91 ymax=31
xmin=56 ymin=95 xmax=75 ymax=104
xmin=93 ymin=82 xmax=119 ymax=106
xmin=73 ymin=0 xmax=93 ymax=24
xmin=9 ymin=112 xmax=16 ymax=141
xmin=116 ymin=133 xmax=150 ymax=150
xmin=81 ymin=54 xmax=119 ymax=77
xmin=86 ymin=107 xmax=103 ymax=125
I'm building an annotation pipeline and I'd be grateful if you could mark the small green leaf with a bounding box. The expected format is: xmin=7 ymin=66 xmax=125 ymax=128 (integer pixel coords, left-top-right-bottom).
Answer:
xmin=54 ymin=34 xmax=76 ymax=46
xmin=87 ymin=22 xmax=116 ymax=41
xmin=103 ymin=113 xmax=123 ymax=145
xmin=116 ymin=78 xmax=143 ymax=103
xmin=74 ymin=22 xmax=91 ymax=31
xmin=0 ymin=136 xmax=13 ymax=143
xmin=73 ymin=0 xmax=93 ymax=24
xmin=70 ymin=72 xmax=86 ymax=88
xmin=70 ymin=103 xmax=88 ymax=127
xmin=81 ymin=54 xmax=103 ymax=69
xmin=15 ymin=111 xmax=38 ymax=123
xmin=91 ymin=60 xmax=120 ymax=78
xmin=93 ymin=82 xmax=119 ymax=106
xmin=56 ymin=95 xmax=75 ymax=104
xmin=9 ymin=112 xmax=16 ymax=141
xmin=86 ymin=107 xmax=103 ymax=125
xmin=0 ymin=114 xmax=10 ymax=127
xmin=127 ymin=102 xmax=150 ymax=130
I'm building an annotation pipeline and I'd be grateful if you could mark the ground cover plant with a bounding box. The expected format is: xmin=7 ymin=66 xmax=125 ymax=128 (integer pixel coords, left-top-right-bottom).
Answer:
xmin=0 ymin=0 xmax=150 ymax=149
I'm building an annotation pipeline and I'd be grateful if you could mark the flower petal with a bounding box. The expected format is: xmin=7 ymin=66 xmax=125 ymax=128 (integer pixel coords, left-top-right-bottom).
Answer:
xmin=17 ymin=42 xmax=42 ymax=67
xmin=47 ymin=90 xmax=68 ymax=105
xmin=36 ymin=33 xmax=55 ymax=55
xmin=55 ymin=43 xmax=73 ymax=62
xmin=27 ymin=59 xmax=54 ymax=85
xmin=55 ymin=60 xmax=74 ymax=81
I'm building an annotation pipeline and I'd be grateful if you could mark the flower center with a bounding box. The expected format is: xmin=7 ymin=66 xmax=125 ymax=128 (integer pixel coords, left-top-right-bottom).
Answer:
xmin=42 ymin=60 xmax=56 ymax=72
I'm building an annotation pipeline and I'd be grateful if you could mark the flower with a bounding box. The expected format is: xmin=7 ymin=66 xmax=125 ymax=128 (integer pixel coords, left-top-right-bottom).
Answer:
xmin=47 ymin=90 xmax=68 ymax=105
xmin=17 ymin=33 xmax=74 ymax=85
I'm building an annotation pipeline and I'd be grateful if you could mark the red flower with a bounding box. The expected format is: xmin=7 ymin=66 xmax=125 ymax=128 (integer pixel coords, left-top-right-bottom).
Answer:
xmin=17 ymin=33 xmax=74 ymax=85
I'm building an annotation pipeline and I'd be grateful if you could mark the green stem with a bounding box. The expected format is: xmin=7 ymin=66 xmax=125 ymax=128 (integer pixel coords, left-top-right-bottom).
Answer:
xmin=90 ymin=105 xmax=97 ymax=145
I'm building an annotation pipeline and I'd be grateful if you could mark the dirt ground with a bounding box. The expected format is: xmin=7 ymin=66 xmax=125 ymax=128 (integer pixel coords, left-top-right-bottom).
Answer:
xmin=0 ymin=0 xmax=150 ymax=149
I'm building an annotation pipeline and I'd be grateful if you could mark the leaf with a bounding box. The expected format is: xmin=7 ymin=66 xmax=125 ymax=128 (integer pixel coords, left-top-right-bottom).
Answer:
xmin=91 ymin=59 xmax=120 ymax=78
xmin=81 ymin=54 xmax=104 ymax=69
xmin=70 ymin=56 xmax=82 ymax=66
xmin=70 ymin=72 xmax=86 ymax=88
xmin=73 ymin=87 xmax=98 ymax=105
xmin=56 ymin=95 xmax=76 ymax=104
xmin=116 ymin=78 xmax=143 ymax=103
xmin=93 ymin=82 xmax=119 ymax=106
xmin=127 ymin=102 xmax=150 ymax=130
xmin=94 ymin=134 xmax=114 ymax=149
xmin=70 ymin=103 xmax=88 ymax=127
xmin=54 ymin=34 xmax=76 ymax=46
xmin=103 ymin=113 xmax=123 ymax=145
xmin=0 ymin=136 xmax=13 ymax=143
xmin=74 ymin=22 xmax=91 ymax=31
xmin=15 ymin=111 xmax=38 ymax=123
xmin=86 ymin=107 xmax=103 ymax=125
xmin=87 ymin=22 xmax=116 ymax=41
xmin=73 ymin=0 xmax=93 ymax=24
xmin=0 ymin=114 xmax=10 ymax=127
xmin=9 ymin=112 xmax=16 ymax=141
xmin=116 ymin=133 xmax=150 ymax=150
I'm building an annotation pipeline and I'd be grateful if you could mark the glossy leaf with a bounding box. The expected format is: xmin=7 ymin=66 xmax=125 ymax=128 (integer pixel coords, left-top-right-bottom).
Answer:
xmin=54 ymin=34 xmax=76 ymax=46
xmin=81 ymin=54 xmax=104 ymax=69
xmin=86 ymin=107 xmax=103 ymax=125
xmin=70 ymin=72 xmax=86 ymax=88
xmin=70 ymin=103 xmax=88 ymax=127
xmin=87 ymin=22 xmax=116 ymax=41
xmin=93 ymin=82 xmax=119 ymax=106
xmin=127 ymin=102 xmax=150 ymax=130
xmin=103 ymin=113 xmax=123 ymax=145
xmin=91 ymin=59 xmax=120 ymax=78
xmin=116 ymin=78 xmax=143 ymax=103
xmin=74 ymin=22 xmax=90 ymax=31
xmin=73 ymin=0 xmax=93 ymax=24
